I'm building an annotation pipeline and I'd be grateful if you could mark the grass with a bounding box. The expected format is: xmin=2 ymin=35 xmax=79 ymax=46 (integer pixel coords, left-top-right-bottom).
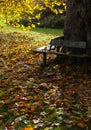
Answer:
xmin=0 ymin=21 xmax=63 ymax=35
xmin=0 ymin=20 xmax=63 ymax=42
xmin=32 ymin=27 xmax=63 ymax=36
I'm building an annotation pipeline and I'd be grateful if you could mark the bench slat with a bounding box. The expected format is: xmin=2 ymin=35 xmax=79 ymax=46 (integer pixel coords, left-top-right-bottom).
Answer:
xmin=33 ymin=45 xmax=50 ymax=53
xmin=50 ymin=36 xmax=87 ymax=49
xmin=32 ymin=45 xmax=91 ymax=58
xmin=62 ymin=40 xmax=86 ymax=48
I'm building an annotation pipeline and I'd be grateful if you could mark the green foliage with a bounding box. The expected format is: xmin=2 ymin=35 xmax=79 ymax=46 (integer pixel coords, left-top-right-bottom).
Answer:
xmin=39 ymin=14 xmax=65 ymax=28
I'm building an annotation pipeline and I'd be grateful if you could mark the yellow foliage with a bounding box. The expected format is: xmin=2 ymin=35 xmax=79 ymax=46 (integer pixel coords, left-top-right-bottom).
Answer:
xmin=31 ymin=24 xmax=36 ymax=28
xmin=59 ymin=9 xmax=63 ymax=14
xmin=0 ymin=0 xmax=66 ymax=28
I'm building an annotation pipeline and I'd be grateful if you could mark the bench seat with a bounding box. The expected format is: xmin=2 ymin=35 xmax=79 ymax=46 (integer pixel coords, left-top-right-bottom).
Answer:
xmin=32 ymin=44 xmax=91 ymax=66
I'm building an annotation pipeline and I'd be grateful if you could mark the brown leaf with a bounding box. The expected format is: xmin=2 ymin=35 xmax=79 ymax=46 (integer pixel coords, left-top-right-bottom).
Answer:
xmin=77 ymin=122 xmax=87 ymax=128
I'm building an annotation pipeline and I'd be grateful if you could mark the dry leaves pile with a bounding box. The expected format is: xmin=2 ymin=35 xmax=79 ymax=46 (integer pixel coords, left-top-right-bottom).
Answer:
xmin=0 ymin=31 xmax=91 ymax=130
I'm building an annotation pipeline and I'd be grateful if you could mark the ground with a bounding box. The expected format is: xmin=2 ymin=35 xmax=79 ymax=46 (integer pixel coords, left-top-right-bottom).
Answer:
xmin=0 ymin=30 xmax=91 ymax=130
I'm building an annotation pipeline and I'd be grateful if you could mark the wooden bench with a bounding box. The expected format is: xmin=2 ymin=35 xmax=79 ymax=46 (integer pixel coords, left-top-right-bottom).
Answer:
xmin=32 ymin=37 xmax=91 ymax=67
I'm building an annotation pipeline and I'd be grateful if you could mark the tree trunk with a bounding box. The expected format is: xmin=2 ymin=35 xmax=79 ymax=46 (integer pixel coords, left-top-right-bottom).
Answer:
xmin=64 ymin=0 xmax=91 ymax=47
xmin=86 ymin=0 xmax=91 ymax=47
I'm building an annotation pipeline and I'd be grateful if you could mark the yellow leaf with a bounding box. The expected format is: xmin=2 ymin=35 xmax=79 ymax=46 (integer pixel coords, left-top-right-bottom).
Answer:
xmin=44 ymin=128 xmax=49 ymax=130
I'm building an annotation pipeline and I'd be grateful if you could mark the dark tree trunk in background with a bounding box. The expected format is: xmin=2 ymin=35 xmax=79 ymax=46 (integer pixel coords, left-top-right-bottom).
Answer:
xmin=64 ymin=0 xmax=91 ymax=47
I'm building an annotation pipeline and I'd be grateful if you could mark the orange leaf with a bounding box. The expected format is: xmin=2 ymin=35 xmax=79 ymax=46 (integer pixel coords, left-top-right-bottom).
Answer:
xmin=31 ymin=106 xmax=35 ymax=113
xmin=25 ymin=103 xmax=31 ymax=108
xmin=36 ymin=102 xmax=42 ymax=108
xmin=77 ymin=122 xmax=86 ymax=128
xmin=33 ymin=96 xmax=38 ymax=101
xmin=22 ymin=125 xmax=34 ymax=130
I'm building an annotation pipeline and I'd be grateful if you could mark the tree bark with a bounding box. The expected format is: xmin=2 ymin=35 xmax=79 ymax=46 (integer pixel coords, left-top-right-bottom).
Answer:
xmin=86 ymin=0 xmax=91 ymax=47
xmin=64 ymin=0 xmax=91 ymax=46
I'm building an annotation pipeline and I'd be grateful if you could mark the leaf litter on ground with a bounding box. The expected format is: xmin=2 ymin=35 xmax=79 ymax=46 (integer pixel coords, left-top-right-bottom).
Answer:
xmin=0 ymin=30 xmax=91 ymax=130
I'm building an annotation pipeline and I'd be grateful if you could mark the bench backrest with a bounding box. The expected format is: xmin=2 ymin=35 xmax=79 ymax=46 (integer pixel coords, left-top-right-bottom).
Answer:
xmin=50 ymin=36 xmax=87 ymax=49
xmin=61 ymin=40 xmax=86 ymax=49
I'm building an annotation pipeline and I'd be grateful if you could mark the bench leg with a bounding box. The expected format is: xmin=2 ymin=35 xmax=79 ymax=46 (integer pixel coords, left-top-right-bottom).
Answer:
xmin=43 ymin=52 xmax=47 ymax=66
xmin=84 ymin=58 xmax=88 ymax=73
